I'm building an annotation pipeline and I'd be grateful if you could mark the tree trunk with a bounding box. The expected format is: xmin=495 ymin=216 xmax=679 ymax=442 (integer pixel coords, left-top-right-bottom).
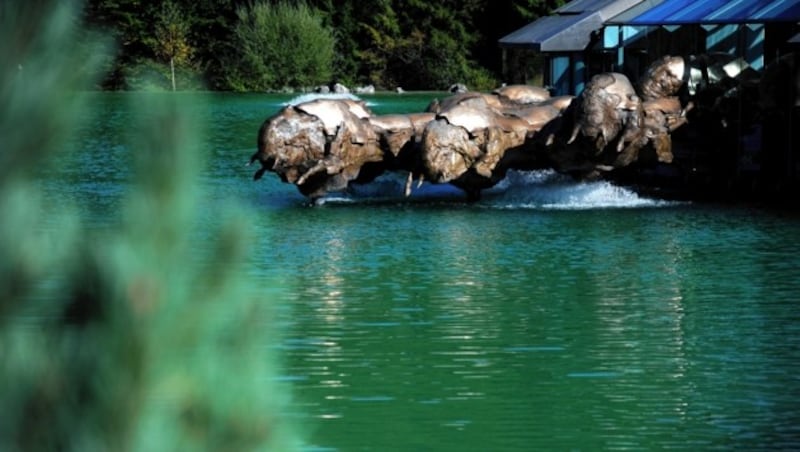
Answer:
xmin=170 ymin=57 xmax=176 ymax=91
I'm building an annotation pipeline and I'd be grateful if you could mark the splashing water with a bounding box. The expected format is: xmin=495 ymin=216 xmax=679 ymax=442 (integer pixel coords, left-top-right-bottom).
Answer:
xmin=283 ymin=92 xmax=365 ymax=106
xmin=317 ymin=170 xmax=678 ymax=209
xmin=483 ymin=170 xmax=679 ymax=209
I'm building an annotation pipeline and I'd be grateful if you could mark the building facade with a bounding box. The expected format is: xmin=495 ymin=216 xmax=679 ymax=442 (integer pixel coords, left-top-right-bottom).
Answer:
xmin=499 ymin=0 xmax=800 ymax=201
xmin=500 ymin=0 xmax=800 ymax=96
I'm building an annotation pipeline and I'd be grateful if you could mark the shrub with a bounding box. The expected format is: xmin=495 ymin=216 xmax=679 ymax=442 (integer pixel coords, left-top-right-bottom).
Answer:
xmin=226 ymin=1 xmax=335 ymax=91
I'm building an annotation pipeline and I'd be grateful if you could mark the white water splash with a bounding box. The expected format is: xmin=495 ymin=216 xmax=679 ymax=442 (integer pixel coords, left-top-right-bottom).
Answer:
xmin=317 ymin=170 xmax=678 ymax=209
xmin=484 ymin=170 xmax=676 ymax=209
xmin=311 ymin=195 xmax=357 ymax=206
xmin=283 ymin=92 xmax=366 ymax=106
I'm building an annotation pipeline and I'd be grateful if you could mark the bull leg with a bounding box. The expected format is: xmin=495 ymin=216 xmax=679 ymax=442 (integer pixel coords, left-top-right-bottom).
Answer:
xmin=667 ymin=117 xmax=689 ymax=132
xmin=253 ymin=167 xmax=266 ymax=181
xmin=465 ymin=188 xmax=481 ymax=203
xmin=297 ymin=161 xmax=327 ymax=185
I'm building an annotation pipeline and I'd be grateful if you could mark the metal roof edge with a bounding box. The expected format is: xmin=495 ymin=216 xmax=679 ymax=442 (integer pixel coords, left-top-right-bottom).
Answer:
xmin=608 ymin=0 xmax=800 ymax=25
xmin=499 ymin=12 xmax=600 ymax=51
xmin=606 ymin=0 xmax=665 ymax=24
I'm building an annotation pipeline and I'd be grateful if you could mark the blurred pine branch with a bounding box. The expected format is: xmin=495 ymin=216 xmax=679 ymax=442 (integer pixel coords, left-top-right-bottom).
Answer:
xmin=0 ymin=1 xmax=298 ymax=450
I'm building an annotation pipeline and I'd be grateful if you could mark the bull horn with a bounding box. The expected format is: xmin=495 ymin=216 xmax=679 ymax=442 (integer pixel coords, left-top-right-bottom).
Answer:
xmin=567 ymin=125 xmax=580 ymax=145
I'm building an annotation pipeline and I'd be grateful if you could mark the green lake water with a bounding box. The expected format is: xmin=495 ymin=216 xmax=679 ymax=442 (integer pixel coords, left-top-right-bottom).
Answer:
xmin=55 ymin=93 xmax=800 ymax=450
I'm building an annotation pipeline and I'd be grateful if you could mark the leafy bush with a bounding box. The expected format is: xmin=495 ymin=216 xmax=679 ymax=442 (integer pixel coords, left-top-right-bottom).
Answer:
xmin=226 ymin=1 xmax=335 ymax=91
xmin=464 ymin=65 xmax=500 ymax=92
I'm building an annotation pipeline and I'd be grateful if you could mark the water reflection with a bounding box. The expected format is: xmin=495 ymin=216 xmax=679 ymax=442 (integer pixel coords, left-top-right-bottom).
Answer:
xmin=271 ymin=206 xmax=800 ymax=450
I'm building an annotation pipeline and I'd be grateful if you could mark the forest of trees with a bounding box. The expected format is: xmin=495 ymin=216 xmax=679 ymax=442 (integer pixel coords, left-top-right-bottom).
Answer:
xmin=80 ymin=0 xmax=565 ymax=91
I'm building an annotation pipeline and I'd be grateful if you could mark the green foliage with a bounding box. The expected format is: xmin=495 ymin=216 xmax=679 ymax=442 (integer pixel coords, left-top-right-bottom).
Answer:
xmin=512 ymin=0 xmax=566 ymax=21
xmin=82 ymin=0 xmax=563 ymax=91
xmin=465 ymin=65 xmax=500 ymax=92
xmin=425 ymin=28 xmax=479 ymax=89
xmin=0 ymin=1 xmax=298 ymax=450
xmin=154 ymin=1 xmax=193 ymax=66
xmin=226 ymin=1 xmax=335 ymax=91
xmin=358 ymin=23 xmax=424 ymax=89
xmin=154 ymin=1 xmax=193 ymax=90
xmin=354 ymin=0 xmax=501 ymax=90
xmin=123 ymin=58 xmax=205 ymax=91
xmin=311 ymin=0 xmax=362 ymax=86
xmin=82 ymin=0 xmax=240 ymax=89
xmin=82 ymin=0 xmax=159 ymax=88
